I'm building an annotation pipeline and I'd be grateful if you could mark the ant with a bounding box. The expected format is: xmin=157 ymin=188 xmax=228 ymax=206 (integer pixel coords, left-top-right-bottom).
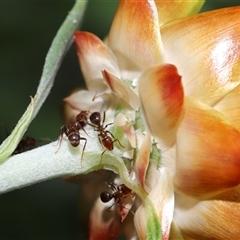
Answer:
xmin=1 ymin=123 xmax=36 ymax=155
xmin=56 ymin=111 xmax=89 ymax=166
xmin=13 ymin=136 xmax=37 ymax=155
xmin=76 ymin=110 xmax=89 ymax=129
xmin=88 ymin=111 xmax=124 ymax=165
xmin=100 ymin=182 xmax=135 ymax=215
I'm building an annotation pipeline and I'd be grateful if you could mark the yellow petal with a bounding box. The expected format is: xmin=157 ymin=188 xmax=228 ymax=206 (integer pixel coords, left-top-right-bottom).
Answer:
xmin=108 ymin=0 xmax=164 ymax=73
xmin=174 ymin=193 xmax=240 ymax=239
xmin=138 ymin=64 xmax=184 ymax=149
xmin=214 ymin=84 xmax=240 ymax=131
xmin=154 ymin=0 xmax=205 ymax=25
xmin=74 ymin=31 xmax=120 ymax=92
xmin=161 ymin=7 xmax=240 ymax=105
xmin=174 ymin=97 xmax=240 ymax=199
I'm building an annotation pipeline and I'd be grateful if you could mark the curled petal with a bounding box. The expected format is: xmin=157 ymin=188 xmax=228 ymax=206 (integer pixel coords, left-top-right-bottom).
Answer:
xmin=161 ymin=7 xmax=240 ymax=105
xmin=64 ymin=90 xmax=115 ymax=113
xmin=109 ymin=0 xmax=164 ymax=73
xmin=138 ymin=64 xmax=184 ymax=148
xmin=134 ymin=168 xmax=174 ymax=240
xmin=135 ymin=132 xmax=151 ymax=188
xmin=174 ymin=193 xmax=240 ymax=239
xmin=63 ymin=98 xmax=80 ymax=124
xmin=214 ymin=84 xmax=240 ymax=131
xmin=123 ymin=122 xmax=136 ymax=148
xmin=154 ymin=0 xmax=205 ymax=26
xmin=174 ymin=97 xmax=240 ymax=199
xmin=74 ymin=31 xmax=120 ymax=92
xmin=102 ymin=70 xmax=140 ymax=109
xmin=169 ymin=220 xmax=184 ymax=240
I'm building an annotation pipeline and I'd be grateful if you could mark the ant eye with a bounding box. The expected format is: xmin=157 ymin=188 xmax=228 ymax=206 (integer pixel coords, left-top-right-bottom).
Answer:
xmin=100 ymin=191 xmax=112 ymax=202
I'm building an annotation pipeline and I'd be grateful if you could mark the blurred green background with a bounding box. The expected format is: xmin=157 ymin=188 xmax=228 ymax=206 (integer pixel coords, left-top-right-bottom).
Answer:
xmin=0 ymin=1 xmax=239 ymax=239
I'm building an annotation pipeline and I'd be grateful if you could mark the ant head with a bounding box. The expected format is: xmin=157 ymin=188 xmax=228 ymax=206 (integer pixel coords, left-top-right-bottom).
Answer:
xmin=90 ymin=112 xmax=101 ymax=125
xmin=69 ymin=134 xmax=80 ymax=147
xmin=100 ymin=191 xmax=112 ymax=203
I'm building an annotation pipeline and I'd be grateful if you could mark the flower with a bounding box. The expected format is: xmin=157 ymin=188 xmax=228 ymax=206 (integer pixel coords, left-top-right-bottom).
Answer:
xmin=64 ymin=1 xmax=240 ymax=239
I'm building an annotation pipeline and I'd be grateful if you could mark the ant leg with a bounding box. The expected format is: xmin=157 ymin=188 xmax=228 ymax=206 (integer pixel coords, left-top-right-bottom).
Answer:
xmin=112 ymin=138 xmax=125 ymax=149
xmin=80 ymin=137 xmax=87 ymax=168
xmin=98 ymin=134 xmax=104 ymax=148
xmin=55 ymin=126 xmax=65 ymax=153
xmin=105 ymin=131 xmax=124 ymax=148
xmin=92 ymin=91 xmax=98 ymax=102
xmin=104 ymin=122 xmax=113 ymax=129
xmin=106 ymin=182 xmax=117 ymax=192
xmin=102 ymin=111 xmax=106 ymax=125
xmin=102 ymin=111 xmax=114 ymax=129
xmin=98 ymin=149 xmax=107 ymax=166
xmin=117 ymin=202 xmax=135 ymax=216
xmin=106 ymin=199 xmax=135 ymax=216
xmin=81 ymin=127 xmax=91 ymax=137
xmin=106 ymin=201 xmax=117 ymax=212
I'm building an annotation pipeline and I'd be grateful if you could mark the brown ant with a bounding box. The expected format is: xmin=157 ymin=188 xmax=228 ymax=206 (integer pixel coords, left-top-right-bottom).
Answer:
xmin=76 ymin=110 xmax=89 ymax=129
xmin=88 ymin=111 xmax=124 ymax=165
xmin=56 ymin=111 xmax=89 ymax=166
xmin=100 ymin=182 xmax=135 ymax=215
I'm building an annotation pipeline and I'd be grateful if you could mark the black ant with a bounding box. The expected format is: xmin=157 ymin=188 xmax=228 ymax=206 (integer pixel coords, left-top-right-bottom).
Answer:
xmin=100 ymin=182 xmax=135 ymax=215
xmin=1 ymin=123 xmax=36 ymax=155
xmin=56 ymin=111 xmax=89 ymax=165
xmin=88 ymin=111 xmax=124 ymax=165
xmin=13 ymin=136 xmax=37 ymax=155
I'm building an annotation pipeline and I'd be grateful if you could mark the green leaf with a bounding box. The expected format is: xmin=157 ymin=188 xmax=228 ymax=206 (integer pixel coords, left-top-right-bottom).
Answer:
xmin=0 ymin=97 xmax=34 ymax=162
xmin=0 ymin=1 xmax=87 ymax=162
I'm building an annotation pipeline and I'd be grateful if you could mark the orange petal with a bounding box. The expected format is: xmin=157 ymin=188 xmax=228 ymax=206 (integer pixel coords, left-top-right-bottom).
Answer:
xmin=102 ymin=70 xmax=140 ymax=109
xmin=108 ymin=0 xmax=164 ymax=72
xmin=174 ymin=193 xmax=240 ymax=239
xmin=161 ymin=7 xmax=240 ymax=105
xmin=214 ymin=84 xmax=240 ymax=131
xmin=174 ymin=97 xmax=240 ymax=199
xmin=138 ymin=64 xmax=184 ymax=149
xmin=74 ymin=31 xmax=120 ymax=92
xmin=154 ymin=0 xmax=205 ymax=25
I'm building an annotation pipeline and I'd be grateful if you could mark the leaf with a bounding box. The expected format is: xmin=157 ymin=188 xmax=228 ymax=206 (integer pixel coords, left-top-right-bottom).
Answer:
xmin=0 ymin=0 xmax=87 ymax=162
xmin=0 ymin=97 xmax=34 ymax=162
